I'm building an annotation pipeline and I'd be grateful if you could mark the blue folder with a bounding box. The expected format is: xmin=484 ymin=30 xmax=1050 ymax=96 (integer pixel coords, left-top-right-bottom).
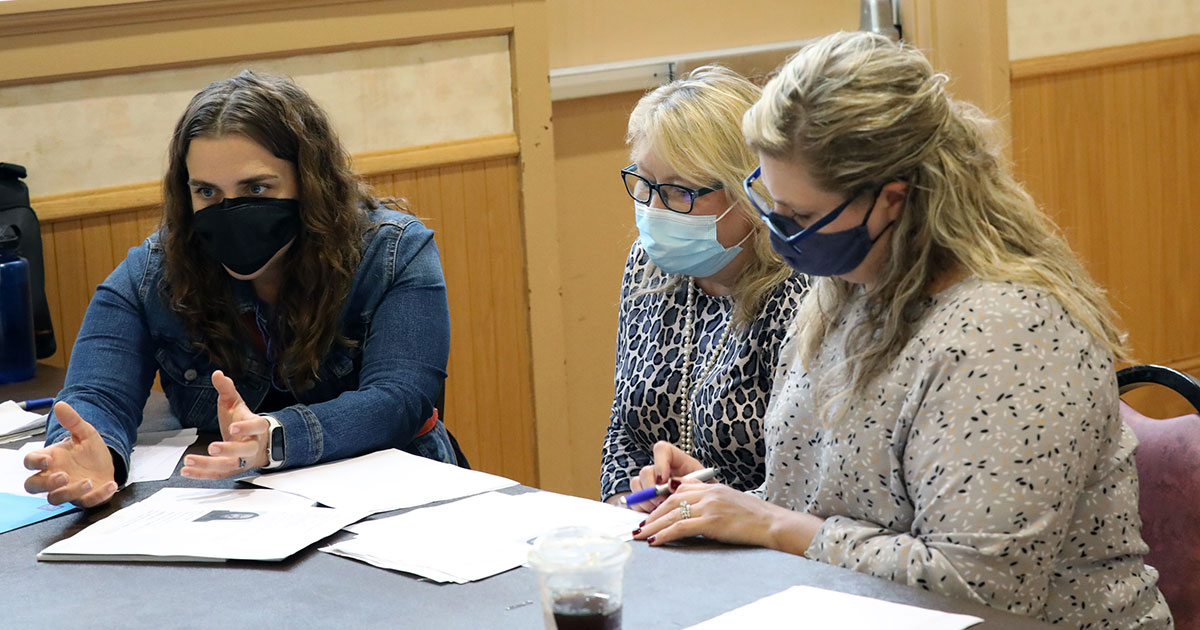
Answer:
xmin=0 ymin=492 xmax=76 ymax=534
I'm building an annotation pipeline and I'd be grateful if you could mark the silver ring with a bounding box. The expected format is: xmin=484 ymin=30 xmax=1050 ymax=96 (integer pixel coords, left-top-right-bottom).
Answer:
xmin=238 ymin=457 xmax=247 ymax=469
xmin=679 ymin=500 xmax=692 ymax=520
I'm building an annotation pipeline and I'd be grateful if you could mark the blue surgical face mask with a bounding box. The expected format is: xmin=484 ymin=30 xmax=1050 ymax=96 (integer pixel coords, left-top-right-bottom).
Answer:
xmin=767 ymin=190 xmax=891 ymax=277
xmin=634 ymin=202 xmax=750 ymax=277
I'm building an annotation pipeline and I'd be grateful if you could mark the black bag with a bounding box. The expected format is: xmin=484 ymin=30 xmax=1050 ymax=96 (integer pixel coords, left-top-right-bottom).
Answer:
xmin=0 ymin=163 xmax=56 ymax=359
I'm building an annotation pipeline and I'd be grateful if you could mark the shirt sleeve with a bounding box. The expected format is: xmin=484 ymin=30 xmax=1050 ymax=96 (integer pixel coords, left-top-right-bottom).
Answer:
xmin=267 ymin=221 xmax=450 ymax=467
xmin=45 ymin=242 xmax=157 ymax=485
xmin=803 ymin=291 xmax=1112 ymax=616
xmin=600 ymin=243 xmax=651 ymax=501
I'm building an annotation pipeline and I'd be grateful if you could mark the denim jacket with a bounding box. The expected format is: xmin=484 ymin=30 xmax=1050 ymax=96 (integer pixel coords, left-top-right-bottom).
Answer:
xmin=46 ymin=208 xmax=454 ymax=482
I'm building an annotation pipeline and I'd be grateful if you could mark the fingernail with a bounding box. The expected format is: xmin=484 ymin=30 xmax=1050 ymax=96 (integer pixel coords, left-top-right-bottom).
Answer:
xmin=669 ymin=479 xmax=681 ymax=491
xmin=210 ymin=446 xmax=221 ymax=454
xmin=186 ymin=458 xmax=195 ymax=466
xmin=81 ymin=480 xmax=92 ymax=491
xmin=647 ymin=536 xmax=656 ymax=544
xmin=230 ymin=427 xmax=239 ymax=435
xmin=638 ymin=520 xmax=646 ymax=527
xmin=655 ymin=474 xmax=663 ymax=484
xmin=632 ymin=528 xmax=642 ymax=536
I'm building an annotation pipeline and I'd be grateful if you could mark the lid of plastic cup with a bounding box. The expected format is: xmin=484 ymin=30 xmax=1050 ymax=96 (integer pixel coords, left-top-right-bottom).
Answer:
xmin=527 ymin=526 xmax=632 ymax=570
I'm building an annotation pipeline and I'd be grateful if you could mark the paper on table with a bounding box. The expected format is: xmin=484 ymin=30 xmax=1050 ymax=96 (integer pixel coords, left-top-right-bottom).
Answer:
xmin=325 ymin=490 xmax=644 ymax=583
xmin=39 ymin=487 xmax=363 ymax=562
xmin=684 ymin=585 xmax=984 ymax=630
xmin=0 ymin=401 xmax=46 ymax=444
xmin=127 ymin=428 xmax=199 ymax=483
xmin=0 ymin=443 xmax=79 ymax=534
xmin=246 ymin=448 xmax=518 ymax=513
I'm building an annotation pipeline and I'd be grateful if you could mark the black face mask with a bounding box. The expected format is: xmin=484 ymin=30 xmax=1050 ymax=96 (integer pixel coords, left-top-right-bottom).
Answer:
xmin=191 ymin=197 xmax=301 ymax=276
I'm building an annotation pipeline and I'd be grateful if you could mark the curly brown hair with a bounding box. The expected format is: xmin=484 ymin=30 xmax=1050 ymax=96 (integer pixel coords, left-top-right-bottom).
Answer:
xmin=161 ymin=70 xmax=373 ymax=389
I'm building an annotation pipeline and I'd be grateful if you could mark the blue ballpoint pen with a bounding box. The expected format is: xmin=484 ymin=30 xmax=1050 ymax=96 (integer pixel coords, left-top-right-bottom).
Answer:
xmin=17 ymin=398 xmax=54 ymax=411
xmin=620 ymin=467 xmax=719 ymax=507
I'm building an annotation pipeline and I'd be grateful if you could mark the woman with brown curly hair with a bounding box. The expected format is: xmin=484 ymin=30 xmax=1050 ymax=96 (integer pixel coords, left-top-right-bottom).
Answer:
xmin=23 ymin=70 xmax=456 ymax=507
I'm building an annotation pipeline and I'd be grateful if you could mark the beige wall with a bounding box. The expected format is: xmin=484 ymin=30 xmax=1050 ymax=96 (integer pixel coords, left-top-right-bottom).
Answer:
xmin=3 ymin=36 xmax=513 ymax=197
xmin=1008 ymin=0 xmax=1200 ymax=59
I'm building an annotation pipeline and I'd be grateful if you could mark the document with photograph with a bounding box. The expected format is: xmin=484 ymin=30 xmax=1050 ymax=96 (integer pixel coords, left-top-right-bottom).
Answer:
xmin=246 ymin=448 xmax=518 ymax=514
xmin=38 ymin=488 xmax=366 ymax=562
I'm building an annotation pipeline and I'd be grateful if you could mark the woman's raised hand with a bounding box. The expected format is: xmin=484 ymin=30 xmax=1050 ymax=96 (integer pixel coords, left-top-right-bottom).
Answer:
xmin=181 ymin=370 xmax=269 ymax=479
xmin=23 ymin=401 xmax=118 ymax=507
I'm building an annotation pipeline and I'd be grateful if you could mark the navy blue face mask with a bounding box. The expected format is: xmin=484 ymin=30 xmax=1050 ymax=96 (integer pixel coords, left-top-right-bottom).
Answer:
xmin=743 ymin=167 xmax=892 ymax=277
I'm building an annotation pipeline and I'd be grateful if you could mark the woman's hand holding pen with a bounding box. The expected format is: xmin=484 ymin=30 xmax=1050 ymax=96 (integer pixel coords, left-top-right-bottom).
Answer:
xmin=628 ymin=441 xmax=705 ymax=513
xmin=181 ymin=370 xmax=269 ymax=479
xmin=632 ymin=480 xmax=825 ymax=555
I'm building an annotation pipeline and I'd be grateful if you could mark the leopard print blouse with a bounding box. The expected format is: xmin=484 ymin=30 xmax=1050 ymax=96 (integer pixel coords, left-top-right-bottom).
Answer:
xmin=600 ymin=242 xmax=807 ymax=501
xmin=763 ymin=278 xmax=1172 ymax=628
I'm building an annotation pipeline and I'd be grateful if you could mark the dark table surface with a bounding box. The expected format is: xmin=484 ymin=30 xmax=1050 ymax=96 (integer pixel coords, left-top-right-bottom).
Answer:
xmin=0 ymin=366 xmax=1054 ymax=629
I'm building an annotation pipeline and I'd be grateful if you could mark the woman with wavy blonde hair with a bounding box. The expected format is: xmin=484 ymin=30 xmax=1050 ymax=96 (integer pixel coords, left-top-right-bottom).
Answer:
xmin=602 ymin=66 xmax=807 ymax=509
xmin=635 ymin=33 xmax=1171 ymax=627
xmin=24 ymin=71 xmax=459 ymax=508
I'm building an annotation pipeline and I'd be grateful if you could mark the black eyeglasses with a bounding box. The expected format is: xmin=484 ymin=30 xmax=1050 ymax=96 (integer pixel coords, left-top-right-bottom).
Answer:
xmin=743 ymin=166 xmax=862 ymax=244
xmin=620 ymin=164 xmax=723 ymax=214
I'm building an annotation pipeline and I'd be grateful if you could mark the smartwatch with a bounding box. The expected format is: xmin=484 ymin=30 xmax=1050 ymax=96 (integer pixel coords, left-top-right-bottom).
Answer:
xmin=263 ymin=415 xmax=285 ymax=470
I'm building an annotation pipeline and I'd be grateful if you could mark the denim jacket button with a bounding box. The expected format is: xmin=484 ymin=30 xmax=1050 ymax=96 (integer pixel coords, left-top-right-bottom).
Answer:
xmin=183 ymin=369 xmax=198 ymax=382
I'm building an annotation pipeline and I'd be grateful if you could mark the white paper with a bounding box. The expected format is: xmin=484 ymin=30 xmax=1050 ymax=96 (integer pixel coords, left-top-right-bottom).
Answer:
xmin=685 ymin=585 xmax=984 ymax=630
xmin=39 ymin=487 xmax=363 ymax=562
xmin=324 ymin=490 xmax=644 ymax=583
xmin=246 ymin=448 xmax=518 ymax=513
xmin=127 ymin=428 xmax=199 ymax=483
xmin=0 ymin=401 xmax=46 ymax=440
xmin=0 ymin=442 xmax=46 ymax=496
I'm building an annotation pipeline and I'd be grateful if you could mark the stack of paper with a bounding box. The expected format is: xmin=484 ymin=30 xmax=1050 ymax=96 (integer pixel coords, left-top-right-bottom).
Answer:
xmin=321 ymin=490 xmax=644 ymax=583
xmin=684 ymin=585 xmax=984 ymax=630
xmin=0 ymin=400 xmax=47 ymax=444
xmin=39 ymin=488 xmax=366 ymax=562
xmin=128 ymin=428 xmax=199 ymax=483
xmin=246 ymin=448 xmax=518 ymax=513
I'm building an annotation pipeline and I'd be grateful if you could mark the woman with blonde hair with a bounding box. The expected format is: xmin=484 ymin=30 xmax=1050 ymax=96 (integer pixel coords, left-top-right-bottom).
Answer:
xmin=635 ymin=33 xmax=1171 ymax=627
xmin=601 ymin=66 xmax=807 ymax=510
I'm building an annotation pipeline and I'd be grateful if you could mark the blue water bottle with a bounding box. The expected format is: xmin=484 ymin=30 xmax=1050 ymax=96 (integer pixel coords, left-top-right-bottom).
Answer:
xmin=0 ymin=224 xmax=36 ymax=383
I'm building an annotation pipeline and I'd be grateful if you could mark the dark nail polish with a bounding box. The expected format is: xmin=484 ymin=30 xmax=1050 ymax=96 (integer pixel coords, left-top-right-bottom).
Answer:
xmin=655 ymin=474 xmax=663 ymax=484
xmin=647 ymin=536 xmax=656 ymax=544
xmin=638 ymin=520 xmax=646 ymax=527
xmin=669 ymin=479 xmax=681 ymax=491
xmin=632 ymin=528 xmax=642 ymax=536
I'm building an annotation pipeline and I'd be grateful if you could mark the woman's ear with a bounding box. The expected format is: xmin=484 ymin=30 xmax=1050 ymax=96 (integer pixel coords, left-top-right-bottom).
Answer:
xmin=878 ymin=181 xmax=908 ymax=223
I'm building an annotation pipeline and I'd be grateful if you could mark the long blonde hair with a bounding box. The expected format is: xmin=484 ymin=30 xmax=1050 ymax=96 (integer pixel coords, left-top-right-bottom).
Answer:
xmin=743 ymin=31 xmax=1128 ymax=421
xmin=627 ymin=65 xmax=793 ymax=327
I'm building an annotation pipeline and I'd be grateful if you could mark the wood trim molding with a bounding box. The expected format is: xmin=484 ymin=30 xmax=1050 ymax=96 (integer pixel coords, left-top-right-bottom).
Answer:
xmin=33 ymin=133 xmax=519 ymax=222
xmin=0 ymin=0 xmax=373 ymax=37
xmin=1011 ymin=34 xmax=1200 ymax=80
xmin=0 ymin=0 xmax=514 ymax=86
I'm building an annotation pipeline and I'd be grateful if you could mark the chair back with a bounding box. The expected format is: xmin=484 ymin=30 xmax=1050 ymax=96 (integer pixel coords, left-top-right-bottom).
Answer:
xmin=1118 ymin=364 xmax=1200 ymax=629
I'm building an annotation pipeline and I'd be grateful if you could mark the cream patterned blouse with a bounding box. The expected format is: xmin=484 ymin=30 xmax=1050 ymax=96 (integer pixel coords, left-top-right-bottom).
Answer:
xmin=762 ymin=279 xmax=1172 ymax=628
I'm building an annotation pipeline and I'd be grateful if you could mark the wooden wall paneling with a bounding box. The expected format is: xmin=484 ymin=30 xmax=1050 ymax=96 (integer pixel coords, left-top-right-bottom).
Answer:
xmin=1010 ymin=43 xmax=1200 ymax=418
xmin=108 ymin=209 xmax=145 ymax=262
xmin=482 ymin=157 xmax=533 ymax=484
xmin=49 ymin=220 xmax=88 ymax=367
xmin=484 ymin=159 xmax=532 ymax=484
xmin=80 ymin=215 xmax=116 ymax=293
xmin=457 ymin=161 xmax=502 ymax=476
xmin=433 ymin=164 xmax=485 ymax=472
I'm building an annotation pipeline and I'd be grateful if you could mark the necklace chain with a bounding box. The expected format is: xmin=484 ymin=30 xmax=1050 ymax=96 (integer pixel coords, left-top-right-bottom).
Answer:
xmin=678 ymin=280 xmax=734 ymax=455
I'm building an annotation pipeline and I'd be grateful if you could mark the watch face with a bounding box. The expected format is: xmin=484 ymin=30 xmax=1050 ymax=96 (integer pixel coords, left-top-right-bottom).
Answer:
xmin=270 ymin=425 xmax=285 ymax=461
